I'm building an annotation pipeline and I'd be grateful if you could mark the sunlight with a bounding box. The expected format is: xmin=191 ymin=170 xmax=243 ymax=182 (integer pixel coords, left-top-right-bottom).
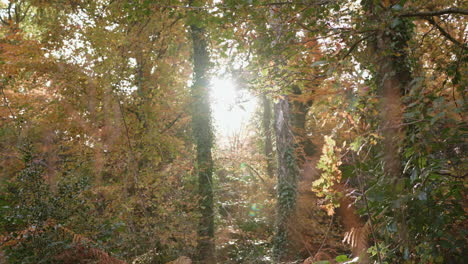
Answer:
xmin=210 ymin=77 xmax=257 ymax=145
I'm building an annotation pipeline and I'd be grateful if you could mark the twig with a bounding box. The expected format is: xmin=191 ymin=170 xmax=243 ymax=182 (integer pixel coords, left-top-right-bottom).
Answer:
xmin=356 ymin=169 xmax=382 ymax=264
xmin=313 ymin=214 xmax=334 ymax=260
xmin=115 ymin=94 xmax=140 ymax=189
xmin=416 ymin=22 xmax=436 ymax=49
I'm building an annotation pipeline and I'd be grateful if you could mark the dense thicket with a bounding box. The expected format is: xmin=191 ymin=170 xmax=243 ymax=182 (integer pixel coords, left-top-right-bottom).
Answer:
xmin=0 ymin=1 xmax=466 ymax=264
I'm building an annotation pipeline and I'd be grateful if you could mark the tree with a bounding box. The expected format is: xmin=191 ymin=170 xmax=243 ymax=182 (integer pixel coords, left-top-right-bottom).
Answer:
xmin=361 ymin=1 xmax=414 ymax=256
xmin=272 ymin=97 xmax=298 ymax=262
xmin=189 ymin=2 xmax=216 ymax=262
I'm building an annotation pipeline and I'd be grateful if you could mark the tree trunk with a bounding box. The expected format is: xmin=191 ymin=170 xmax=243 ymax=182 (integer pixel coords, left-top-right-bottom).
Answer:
xmin=272 ymin=97 xmax=299 ymax=262
xmin=363 ymin=1 xmax=413 ymax=179
xmin=363 ymin=0 xmax=413 ymax=256
xmin=373 ymin=22 xmax=412 ymax=181
xmin=290 ymin=85 xmax=315 ymax=163
xmin=262 ymin=94 xmax=275 ymax=178
xmin=190 ymin=21 xmax=216 ymax=264
xmin=373 ymin=22 xmax=413 ymax=258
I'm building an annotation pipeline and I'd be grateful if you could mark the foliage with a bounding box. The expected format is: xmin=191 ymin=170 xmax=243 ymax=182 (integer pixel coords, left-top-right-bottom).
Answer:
xmin=0 ymin=146 xmax=105 ymax=263
xmin=312 ymin=136 xmax=343 ymax=215
xmin=0 ymin=0 xmax=466 ymax=263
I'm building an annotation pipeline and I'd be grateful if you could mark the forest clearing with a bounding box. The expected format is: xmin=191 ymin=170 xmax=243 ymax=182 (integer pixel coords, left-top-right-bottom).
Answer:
xmin=0 ymin=0 xmax=466 ymax=263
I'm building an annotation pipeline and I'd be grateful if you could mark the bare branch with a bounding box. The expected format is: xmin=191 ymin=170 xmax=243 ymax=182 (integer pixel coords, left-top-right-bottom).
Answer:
xmin=425 ymin=18 xmax=468 ymax=50
xmin=159 ymin=113 xmax=184 ymax=134
xmin=152 ymin=0 xmax=334 ymax=10
xmin=341 ymin=34 xmax=372 ymax=60
xmin=7 ymin=2 xmax=13 ymax=22
xmin=0 ymin=15 xmax=8 ymax=25
xmin=20 ymin=4 xmax=32 ymax=23
xmin=400 ymin=8 xmax=468 ymax=18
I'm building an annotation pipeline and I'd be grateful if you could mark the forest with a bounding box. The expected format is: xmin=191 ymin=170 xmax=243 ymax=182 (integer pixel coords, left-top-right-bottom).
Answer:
xmin=0 ymin=0 xmax=466 ymax=263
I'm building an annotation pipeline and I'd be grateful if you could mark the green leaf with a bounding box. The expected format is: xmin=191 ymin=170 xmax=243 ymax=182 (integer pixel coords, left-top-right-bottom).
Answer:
xmin=336 ymin=254 xmax=350 ymax=262
xmin=350 ymin=136 xmax=363 ymax=152
xmin=314 ymin=261 xmax=330 ymax=264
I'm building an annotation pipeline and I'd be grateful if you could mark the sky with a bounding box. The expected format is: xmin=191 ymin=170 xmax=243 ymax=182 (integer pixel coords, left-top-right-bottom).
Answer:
xmin=210 ymin=77 xmax=257 ymax=147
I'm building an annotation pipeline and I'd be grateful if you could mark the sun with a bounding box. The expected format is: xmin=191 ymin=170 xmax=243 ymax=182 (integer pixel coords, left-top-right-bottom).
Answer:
xmin=210 ymin=77 xmax=257 ymax=145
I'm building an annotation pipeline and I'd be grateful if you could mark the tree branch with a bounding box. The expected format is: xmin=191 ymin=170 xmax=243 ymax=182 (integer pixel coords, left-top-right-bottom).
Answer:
xmin=244 ymin=163 xmax=266 ymax=184
xmin=425 ymin=18 xmax=468 ymax=50
xmin=341 ymin=34 xmax=372 ymax=60
xmin=152 ymin=0 xmax=334 ymax=10
xmin=400 ymin=8 xmax=468 ymax=18
xmin=1 ymin=82 xmax=16 ymax=120
xmin=159 ymin=113 xmax=184 ymax=134
xmin=0 ymin=15 xmax=8 ymax=26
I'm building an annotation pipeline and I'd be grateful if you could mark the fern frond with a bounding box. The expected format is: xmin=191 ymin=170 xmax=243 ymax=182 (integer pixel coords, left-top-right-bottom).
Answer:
xmin=342 ymin=220 xmax=370 ymax=250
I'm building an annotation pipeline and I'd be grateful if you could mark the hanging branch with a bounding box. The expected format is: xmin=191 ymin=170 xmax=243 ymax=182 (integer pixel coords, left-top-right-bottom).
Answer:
xmin=424 ymin=18 xmax=468 ymax=50
xmin=398 ymin=6 xmax=468 ymax=50
xmin=313 ymin=215 xmax=334 ymax=260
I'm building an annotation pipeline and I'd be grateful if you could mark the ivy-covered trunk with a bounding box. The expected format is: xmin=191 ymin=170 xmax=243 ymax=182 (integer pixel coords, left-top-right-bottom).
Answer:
xmin=363 ymin=0 xmax=413 ymax=257
xmin=364 ymin=0 xmax=413 ymax=181
xmin=372 ymin=13 xmax=412 ymax=181
xmin=272 ymin=98 xmax=298 ymax=262
xmin=190 ymin=21 xmax=216 ymax=264
xmin=262 ymin=94 xmax=274 ymax=178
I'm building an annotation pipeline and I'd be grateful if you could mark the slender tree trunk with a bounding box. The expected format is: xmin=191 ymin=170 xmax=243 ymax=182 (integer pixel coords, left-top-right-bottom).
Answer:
xmin=190 ymin=20 xmax=216 ymax=264
xmin=134 ymin=53 xmax=151 ymax=171
xmin=273 ymin=97 xmax=298 ymax=262
xmin=135 ymin=54 xmax=150 ymax=130
xmin=262 ymin=94 xmax=274 ymax=178
xmin=267 ymin=6 xmax=300 ymax=261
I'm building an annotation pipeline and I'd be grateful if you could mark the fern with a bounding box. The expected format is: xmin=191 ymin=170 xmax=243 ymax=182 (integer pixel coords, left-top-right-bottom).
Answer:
xmin=342 ymin=220 xmax=370 ymax=252
xmin=1 ymin=219 xmax=127 ymax=264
